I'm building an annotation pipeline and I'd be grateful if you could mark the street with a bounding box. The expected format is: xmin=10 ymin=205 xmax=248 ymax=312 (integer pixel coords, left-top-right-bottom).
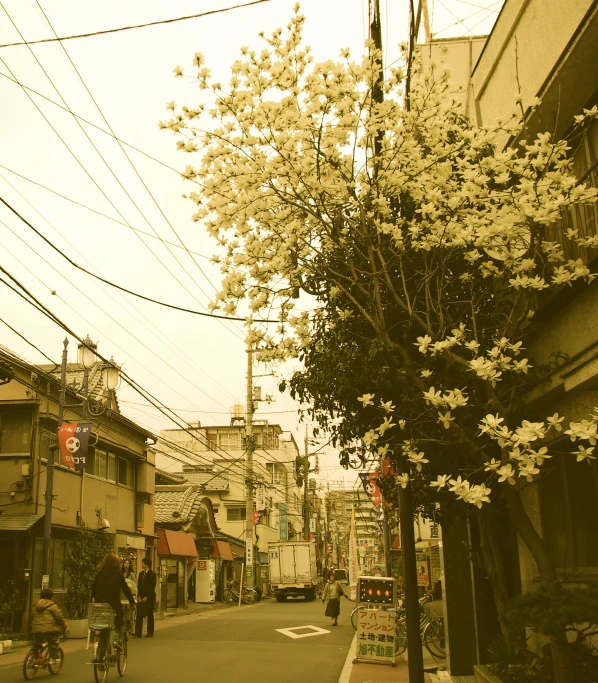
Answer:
xmin=0 ymin=599 xmax=355 ymax=683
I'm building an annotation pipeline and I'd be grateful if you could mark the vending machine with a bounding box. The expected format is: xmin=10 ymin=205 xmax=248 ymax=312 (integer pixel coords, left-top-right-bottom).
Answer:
xmin=195 ymin=559 xmax=216 ymax=603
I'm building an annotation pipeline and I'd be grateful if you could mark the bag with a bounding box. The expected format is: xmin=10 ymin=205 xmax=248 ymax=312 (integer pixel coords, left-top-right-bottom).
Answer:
xmin=136 ymin=601 xmax=149 ymax=618
xmin=125 ymin=577 xmax=138 ymax=597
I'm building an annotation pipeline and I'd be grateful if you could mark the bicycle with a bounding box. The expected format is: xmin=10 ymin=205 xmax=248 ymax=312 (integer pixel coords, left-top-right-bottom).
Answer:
xmin=22 ymin=635 xmax=64 ymax=679
xmin=88 ymin=603 xmax=127 ymax=682
xmin=224 ymin=580 xmax=257 ymax=605
xmin=422 ymin=600 xmax=446 ymax=658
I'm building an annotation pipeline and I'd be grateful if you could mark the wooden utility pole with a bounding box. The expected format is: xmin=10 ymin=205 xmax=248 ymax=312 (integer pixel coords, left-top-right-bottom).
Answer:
xmin=303 ymin=426 xmax=310 ymax=541
xmin=244 ymin=347 xmax=255 ymax=589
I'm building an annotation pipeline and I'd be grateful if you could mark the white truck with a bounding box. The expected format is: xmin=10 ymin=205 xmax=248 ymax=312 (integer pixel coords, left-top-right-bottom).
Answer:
xmin=268 ymin=541 xmax=318 ymax=602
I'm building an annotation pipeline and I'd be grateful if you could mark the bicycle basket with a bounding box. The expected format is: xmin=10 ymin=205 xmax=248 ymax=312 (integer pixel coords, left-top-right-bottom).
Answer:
xmin=423 ymin=600 xmax=444 ymax=620
xmin=87 ymin=603 xmax=115 ymax=629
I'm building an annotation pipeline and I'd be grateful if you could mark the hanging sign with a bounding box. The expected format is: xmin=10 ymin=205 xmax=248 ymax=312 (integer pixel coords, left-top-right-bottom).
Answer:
xmin=57 ymin=422 xmax=92 ymax=471
xmin=416 ymin=553 xmax=430 ymax=586
xmin=252 ymin=510 xmax=262 ymax=526
xmin=256 ymin=486 xmax=266 ymax=511
xmin=279 ymin=503 xmax=288 ymax=541
xmin=309 ymin=517 xmax=316 ymax=533
xmin=359 ymin=473 xmax=382 ymax=507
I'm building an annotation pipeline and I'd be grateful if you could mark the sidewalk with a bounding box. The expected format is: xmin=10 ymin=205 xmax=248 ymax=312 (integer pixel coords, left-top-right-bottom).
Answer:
xmin=0 ymin=598 xmax=255 ymax=670
xmin=339 ymin=632 xmax=450 ymax=683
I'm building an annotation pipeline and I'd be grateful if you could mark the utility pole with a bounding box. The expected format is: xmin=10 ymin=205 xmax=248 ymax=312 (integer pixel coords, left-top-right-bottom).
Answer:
xmin=303 ymin=425 xmax=310 ymax=541
xmin=244 ymin=346 xmax=255 ymax=590
xmin=42 ymin=338 xmax=68 ymax=578
xmin=379 ymin=459 xmax=392 ymax=578
xmin=369 ymin=0 xmax=425 ymax=680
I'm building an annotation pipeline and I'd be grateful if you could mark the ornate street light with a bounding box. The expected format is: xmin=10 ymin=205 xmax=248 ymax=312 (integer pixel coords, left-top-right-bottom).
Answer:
xmin=77 ymin=334 xmax=97 ymax=369
xmin=102 ymin=356 xmax=120 ymax=392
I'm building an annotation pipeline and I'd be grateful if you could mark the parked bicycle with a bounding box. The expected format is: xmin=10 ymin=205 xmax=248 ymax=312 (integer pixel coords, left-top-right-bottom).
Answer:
xmin=88 ymin=603 xmax=127 ymax=682
xmin=22 ymin=634 xmax=64 ymax=679
xmin=224 ymin=580 xmax=257 ymax=605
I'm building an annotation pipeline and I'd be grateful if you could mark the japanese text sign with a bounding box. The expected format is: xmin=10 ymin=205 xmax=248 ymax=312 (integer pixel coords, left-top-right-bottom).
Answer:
xmin=57 ymin=422 xmax=92 ymax=471
xmin=355 ymin=608 xmax=396 ymax=664
xmin=358 ymin=472 xmax=381 ymax=507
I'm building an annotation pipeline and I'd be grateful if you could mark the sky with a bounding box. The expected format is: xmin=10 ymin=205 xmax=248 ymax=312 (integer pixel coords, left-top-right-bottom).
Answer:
xmin=0 ymin=0 xmax=503 ymax=488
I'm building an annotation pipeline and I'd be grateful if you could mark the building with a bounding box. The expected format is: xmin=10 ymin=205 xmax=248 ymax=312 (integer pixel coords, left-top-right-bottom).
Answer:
xmin=157 ymin=418 xmax=304 ymax=594
xmin=0 ymin=345 xmax=155 ymax=632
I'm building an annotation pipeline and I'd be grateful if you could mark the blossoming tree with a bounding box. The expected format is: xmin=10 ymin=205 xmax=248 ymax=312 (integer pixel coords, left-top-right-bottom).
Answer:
xmin=162 ymin=7 xmax=598 ymax=679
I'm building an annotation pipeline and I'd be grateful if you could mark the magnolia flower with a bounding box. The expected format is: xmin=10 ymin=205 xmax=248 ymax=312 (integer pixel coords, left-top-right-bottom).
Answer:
xmin=380 ymin=400 xmax=395 ymax=413
xmin=575 ymin=445 xmax=595 ymax=463
xmin=173 ymin=66 xmax=183 ymax=77
xmin=420 ymin=369 xmax=432 ymax=378
xmin=415 ymin=335 xmax=432 ymax=355
xmin=377 ymin=417 xmax=396 ymax=436
xmin=357 ymin=393 xmax=375 ymax=407
xmin=547 ymin=413 xmax=564 ymax=431
xmin=398 ymin=419 xmax=406 ymax=430
xmin=377 ymin=444 xmax=390 ymax=458
xmin=465 ymin=484 xmax=491 ymax=508
xmin=438 ymin=411 xmax=455 ymax=429
xmin=565 ymin=420 xmax=597 ymax=445
xmin=497 ymin=464 xmax=516 ymax=485
xmin=363 ymin=430 xmax=379 ymax=446
xmin=397 ymin=474 xmax=410 ymax=489
xmin=484 ymin=459 xmax=501 ymax=472
xmin=408 ymin=451 xmax=429 ymax=472
xmin=479 ymin=414 xmax=504 ymax=435
xmin=518 ymin=462 xmax=539 ymax=482
xmin=430 ymin=474 xmax=449 ymax=489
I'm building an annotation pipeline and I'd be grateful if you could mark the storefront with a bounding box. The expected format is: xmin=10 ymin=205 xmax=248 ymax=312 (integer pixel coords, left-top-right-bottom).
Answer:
xmin=157 ymin=529 xmax=197 ymax=609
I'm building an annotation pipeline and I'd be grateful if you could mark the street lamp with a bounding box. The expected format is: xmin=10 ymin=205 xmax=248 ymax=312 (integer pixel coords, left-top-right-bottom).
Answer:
xmin=77 ymin=334 xmax=97 ymax=369
xmin=102 ymin=356 xmax=120 ymax=392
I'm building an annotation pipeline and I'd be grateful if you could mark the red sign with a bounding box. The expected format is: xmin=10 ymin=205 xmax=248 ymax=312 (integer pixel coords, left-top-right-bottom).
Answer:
xmin=57 ymin=422 xmax=92 ymax=470
xmin=197 ymin=560 xmax=207 ymax=571
xmin=253 ymin=510 xmax=261 ymax=526
xmin=382 ymin=458 xmax=396 ymax=477
xmin=359 ymin=472 xmax=382 ymax=506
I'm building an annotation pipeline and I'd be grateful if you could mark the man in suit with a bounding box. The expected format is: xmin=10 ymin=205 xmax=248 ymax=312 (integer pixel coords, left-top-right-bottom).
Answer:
xmin=134 ymin=557 xmax=156 ymax=638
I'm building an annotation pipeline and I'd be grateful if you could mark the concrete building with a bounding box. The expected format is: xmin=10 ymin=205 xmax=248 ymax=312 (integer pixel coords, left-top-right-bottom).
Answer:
xmin=157 ymin=420 xmax=304 ymax=594
xmin=0 ymin=345 xmax=155 ymax=632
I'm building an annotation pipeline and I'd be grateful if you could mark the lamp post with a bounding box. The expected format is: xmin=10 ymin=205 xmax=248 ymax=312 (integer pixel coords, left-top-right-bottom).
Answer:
xmin=41 ymin=336 xmax=120 ymax=578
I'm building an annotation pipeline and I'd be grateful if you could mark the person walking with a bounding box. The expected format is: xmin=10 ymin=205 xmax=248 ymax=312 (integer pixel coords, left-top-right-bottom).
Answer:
xmin=322 ymin=572 xmax=348 ymax=626
xmin=135 ymin=557 xmax=156 ymax=638
xmin=92 ymin=553 xmax=135 ymax=649
xmin=121 ymin=559 xmax=137 ymax=636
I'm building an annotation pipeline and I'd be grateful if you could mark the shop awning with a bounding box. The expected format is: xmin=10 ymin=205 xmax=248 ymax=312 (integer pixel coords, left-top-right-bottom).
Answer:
xmin=210 ymin=540 xmax=234 ymax=561
xmin=0 ymin=514 xmax=43 ymax=531
xmin=157 ymin=529 xmax=197 ymax=557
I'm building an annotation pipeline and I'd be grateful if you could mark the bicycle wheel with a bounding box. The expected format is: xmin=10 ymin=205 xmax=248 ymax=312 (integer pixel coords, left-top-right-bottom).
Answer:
xmin=223 ymin=589 xmax=234 ymax=604
xmin=117 ymin=639 xmax=127 ymax=677
xmin=94 ymin=633 xmax=109 ymax=683
xmin=423 ymin=618 xmax=446 ymax=658
xmin=395 ymin=618 xmax=407 ymax=656
xmin=48 ymin=648 xmax=64 ymax=675
xmin=22 ymin=649 xmax=38 ymax=680
xmin=242 ymin=589 xmax=256 ymax=604
xmin=351 ymin=607 xmax=359 ymax=631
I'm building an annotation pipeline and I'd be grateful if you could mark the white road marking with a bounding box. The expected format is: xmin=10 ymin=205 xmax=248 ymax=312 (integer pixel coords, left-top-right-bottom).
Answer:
xmin=275 ymin=625 xmax=331 ymax=639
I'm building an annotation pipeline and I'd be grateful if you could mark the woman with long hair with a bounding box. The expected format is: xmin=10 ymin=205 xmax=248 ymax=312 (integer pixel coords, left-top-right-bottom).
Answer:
xmin=92 ymin=553 xmax=135 ymax=645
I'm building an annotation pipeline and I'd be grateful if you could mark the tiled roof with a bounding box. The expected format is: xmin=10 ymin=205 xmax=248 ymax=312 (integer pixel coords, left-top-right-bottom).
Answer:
xmin=155 ymin=468 xmax=186 ymax=485
xmin=182 ymin=470 xmax=229 ymax=492
xmin=38 ymin=362 xmax=111 ymax=404
xmin=154 ymin=485 xmax=205 ymax=524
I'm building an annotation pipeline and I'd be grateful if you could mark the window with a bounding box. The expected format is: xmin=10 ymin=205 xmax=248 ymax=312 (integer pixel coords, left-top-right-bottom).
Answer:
xmin=39 ymin=428 xmax=60 ymax=465
xmin=32 ymin=538 xmax=73 ymax=590
xmin=226 ymin=507 xmax=247 ymax=522
xmin=219 ymin=431 xmax=241 ymax=450
xmin=0 ymin=411 xmax=31 ymax=456
xmin=539 ymin=454 xmax=598 ymax=572
xmin=118 ymin=457 xmax=135 ymax=488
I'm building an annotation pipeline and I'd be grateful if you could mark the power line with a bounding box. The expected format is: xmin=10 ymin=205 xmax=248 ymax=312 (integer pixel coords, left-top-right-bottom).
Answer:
xmin=0 ymin=0 xmax=271 ymax=48
xmin=33 ymin=0 xmax=222 ymax=301
xmin=0 ymin=316 xmax=57 ymax=366
xmin=0 ymin=163 xmax=209 ymax=261
xmin=0 ymin=170 xmax=239 ymax=405
xmin=0 ymin=195 xmax=273 ymax=322
xmin=0 ymin=72 xmax=192 ymax=182
xmin=0 ymin=28 xmax=243 ymax=340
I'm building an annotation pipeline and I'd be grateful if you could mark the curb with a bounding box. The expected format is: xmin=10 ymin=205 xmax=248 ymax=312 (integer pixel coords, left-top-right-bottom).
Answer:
xmin=338 ymin=632 xmax=357 ymax=683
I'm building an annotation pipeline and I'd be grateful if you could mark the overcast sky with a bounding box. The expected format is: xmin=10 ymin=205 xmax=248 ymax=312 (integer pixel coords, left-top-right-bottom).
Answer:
xmin=0 ymin=0 xmax=502 ymax=487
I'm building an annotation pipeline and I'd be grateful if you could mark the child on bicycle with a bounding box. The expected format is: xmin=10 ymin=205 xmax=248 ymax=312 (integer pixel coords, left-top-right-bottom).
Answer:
xmin=31 ymin=589 xmax=67 ymax=658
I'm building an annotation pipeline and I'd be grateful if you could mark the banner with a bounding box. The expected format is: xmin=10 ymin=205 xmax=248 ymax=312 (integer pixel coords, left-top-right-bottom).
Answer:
xmin=358 ymin=472 xmax=381 ymax=507
xmin=279 ymin=503 xmax=288 ymax=541
xmin=348 ymin=505 xmax=360 ymax=601
xmin=57 ymin=422 xmax=92 ymax=471
xmin=252 ymin=510 xmax=262 ymax=526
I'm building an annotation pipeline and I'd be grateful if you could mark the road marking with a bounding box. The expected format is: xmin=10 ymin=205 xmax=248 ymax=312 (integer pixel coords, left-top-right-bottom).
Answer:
xmin=276 ymin=624 xmax=331 ymax=639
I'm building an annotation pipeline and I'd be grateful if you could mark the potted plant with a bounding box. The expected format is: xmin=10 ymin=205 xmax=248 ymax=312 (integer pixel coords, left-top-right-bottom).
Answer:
xmin=63 ymin=529 xmax=113 ymax=638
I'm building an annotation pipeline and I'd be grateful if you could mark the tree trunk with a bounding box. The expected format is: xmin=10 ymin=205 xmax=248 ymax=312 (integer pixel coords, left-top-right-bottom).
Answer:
xmin=477 ymin=507 xmax=518 ymax=648
xmin=503 ymin=487 xmax=574 ymax=683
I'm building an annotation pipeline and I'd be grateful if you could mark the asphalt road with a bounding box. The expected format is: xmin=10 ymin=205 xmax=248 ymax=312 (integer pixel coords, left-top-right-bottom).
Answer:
xmin=1 ymin=598 xmax=355 ymax=683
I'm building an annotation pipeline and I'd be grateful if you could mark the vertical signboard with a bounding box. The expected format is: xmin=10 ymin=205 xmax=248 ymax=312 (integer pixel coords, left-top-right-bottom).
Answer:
xmin=348 ymin=505 xmax=359 ymax=601
xmin=279 ymin=503 xmax=288 ymax=541
xmin=355 ymin=608 xmax=396 ymax=664
xmin=416 ymin=553 xmax=429 ymax=586
xmin=246 ymin=538 xmax=253 ymax=578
